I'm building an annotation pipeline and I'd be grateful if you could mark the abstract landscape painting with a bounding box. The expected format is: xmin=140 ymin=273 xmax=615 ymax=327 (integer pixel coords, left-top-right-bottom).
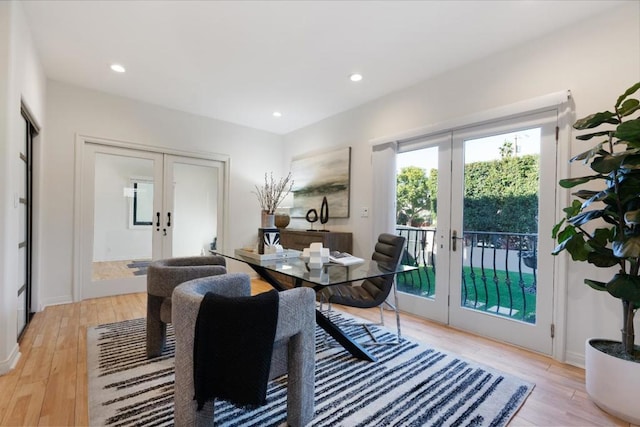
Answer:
xmin=290 ymin=147 xmax=351 ymax=218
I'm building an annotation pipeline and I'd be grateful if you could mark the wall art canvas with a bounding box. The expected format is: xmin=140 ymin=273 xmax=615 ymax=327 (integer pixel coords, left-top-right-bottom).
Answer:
xmin=290 ymin=147 xmax=351 ymax=218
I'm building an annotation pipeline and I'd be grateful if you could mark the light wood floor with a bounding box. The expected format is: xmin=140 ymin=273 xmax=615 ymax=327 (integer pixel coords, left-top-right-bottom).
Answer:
xmin=0 ymin=280 xmax=632 ymax=426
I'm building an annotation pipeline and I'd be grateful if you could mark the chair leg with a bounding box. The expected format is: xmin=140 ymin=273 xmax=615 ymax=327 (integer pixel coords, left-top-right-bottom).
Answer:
xmin=392 ymin=280 xmax=402 ymax=340
xmin=146 ymin=294 xmax=167 ymax=358
xmin=363 ymin=283 xmax=401 ymax=345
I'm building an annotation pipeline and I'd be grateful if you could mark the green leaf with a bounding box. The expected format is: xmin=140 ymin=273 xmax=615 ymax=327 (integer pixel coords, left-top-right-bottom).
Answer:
xmin=591 ymin=154 xmax=624 ymax=174
xmin=621 ymin=154 xmax=640 ymax=169
xmin=585 ymin=278 xmax=607 ymax=291
xmin=574 ymin=111 xmax=619 ymax=130
xmin=624 ymin=209 xmax=640 ymax=225
xmin=562 ymin=200 xmax=583 ymax=217
xmin=619 ymin=98 xmax=640 ymax=117
xmin=592 ymin=228 xmax=613 ymax=246
xmin=615 ymin=82 xmax=640 ymax=109
xmin=572 ymin=189 xmax=600 ymax=200
xmin=557 ymin=225 xmax=576 ymax=242
xmin=576 ymin=131 xmax=614 ymax=141
xmin=612 ymin=236 xmax=640 ymax=258
xmin=553 ymin=233 xmax=590 ymax=261
xmin=559 ymin=175 xmax=606 ymax=188
xmin=581 ymin=189 xmax=612 ymax=210
xmin=569 ymin=210 xmax=605 ymax=226
xmin=551 ymin=219 xmax=566 ymax=239
xmin=569 ymin=143 xmax=604 ymax=163
xmin=606 ymin=274 xmax=640 ymax=305
xmin=615 ymin=119 xmax=640 ymax=144
xmin=587 ymin=252 xmax=619 ymax=267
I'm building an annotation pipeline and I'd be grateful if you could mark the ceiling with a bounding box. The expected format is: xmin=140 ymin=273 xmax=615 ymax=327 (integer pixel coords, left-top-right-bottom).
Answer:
xmin=21 ymin=0 xmax=626 ymax=135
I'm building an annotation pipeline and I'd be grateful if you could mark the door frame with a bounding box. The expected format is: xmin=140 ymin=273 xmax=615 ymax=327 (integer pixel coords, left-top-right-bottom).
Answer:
xmin=371 ymin=90 xmax=572 ymax=361
xmin=72 ymin=134 xmax=230 ymax=301
xmin=18 ymin=106 xmax=39 ymax=339
xmin=396 ymin=111 xmax=559 ymax=355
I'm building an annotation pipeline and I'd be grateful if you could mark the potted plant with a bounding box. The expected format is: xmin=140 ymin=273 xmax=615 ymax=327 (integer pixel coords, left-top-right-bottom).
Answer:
xmin=552 ymin=81 xmax=640 ymax=423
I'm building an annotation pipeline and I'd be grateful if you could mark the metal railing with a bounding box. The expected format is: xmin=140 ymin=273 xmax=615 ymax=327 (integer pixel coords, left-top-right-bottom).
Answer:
xmin=396 ymin=226 xmax=538 ymax=323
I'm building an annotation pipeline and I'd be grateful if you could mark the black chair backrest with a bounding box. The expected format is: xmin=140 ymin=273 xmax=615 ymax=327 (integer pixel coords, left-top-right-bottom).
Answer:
xmin=361 ymin=233 xmax=406 ymax=306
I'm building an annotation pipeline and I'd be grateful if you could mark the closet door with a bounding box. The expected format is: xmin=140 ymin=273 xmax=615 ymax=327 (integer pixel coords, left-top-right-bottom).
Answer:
xmin=17 ymin=111 xmax=37 ymax=338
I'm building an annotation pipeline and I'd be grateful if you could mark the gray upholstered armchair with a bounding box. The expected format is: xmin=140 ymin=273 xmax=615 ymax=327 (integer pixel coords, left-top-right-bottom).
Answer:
xmin=146 ymin=255 xmax=227 ymax=358
xmin=172 ymin=273 xmax=316 ymax=427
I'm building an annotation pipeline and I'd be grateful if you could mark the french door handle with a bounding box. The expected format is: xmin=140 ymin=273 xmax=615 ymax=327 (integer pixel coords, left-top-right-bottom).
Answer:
xmin=156 ymin=212 xmax=160 ymax=230
xmin=451 ymin=230 xmax=463 ymax=251
xmin=167 ymin=212 xmax=171 ymax=227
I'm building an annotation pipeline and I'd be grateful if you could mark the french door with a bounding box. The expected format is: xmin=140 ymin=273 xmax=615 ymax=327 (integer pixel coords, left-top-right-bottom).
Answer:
xmin=77 ymin=142 xmax=225 ymax=299
xmin=396 ymin=110 xmax=557 ymax=354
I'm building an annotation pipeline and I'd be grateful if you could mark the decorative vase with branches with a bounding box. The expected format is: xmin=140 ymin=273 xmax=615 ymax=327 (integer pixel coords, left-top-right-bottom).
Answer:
xmin=254 ymin=172 xmax=294 ymax=217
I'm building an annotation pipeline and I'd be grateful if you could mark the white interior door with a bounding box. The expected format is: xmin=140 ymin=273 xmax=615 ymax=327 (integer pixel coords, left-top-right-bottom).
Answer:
xmin=78 ymin=144 xmax=226 ymax=299
xmin=80 ymin=143 xmax=163 ymax=299
xmin=162 ymin=155 xmax=224 ymax=258
xmin=396 ymin=110 xmax=557 ymax=355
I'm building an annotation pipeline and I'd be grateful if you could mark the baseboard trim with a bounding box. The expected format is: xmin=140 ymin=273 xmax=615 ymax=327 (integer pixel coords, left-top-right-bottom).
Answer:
xmin=0 ymin=343 xmax=21 ymax=375
xmin=565 ymin=350 xmax=585 ymax=368
xmin=39 ymin=294 xmax=73 ymax=310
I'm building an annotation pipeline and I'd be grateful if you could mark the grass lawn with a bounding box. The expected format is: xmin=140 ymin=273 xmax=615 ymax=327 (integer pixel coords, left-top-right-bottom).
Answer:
xmin=397 ymin=265 xmax=537 ymax=323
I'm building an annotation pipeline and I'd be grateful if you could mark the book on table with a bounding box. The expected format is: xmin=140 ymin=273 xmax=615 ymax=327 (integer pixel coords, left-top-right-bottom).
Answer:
xmin=329 ymin=251 xmax=364 ymax=266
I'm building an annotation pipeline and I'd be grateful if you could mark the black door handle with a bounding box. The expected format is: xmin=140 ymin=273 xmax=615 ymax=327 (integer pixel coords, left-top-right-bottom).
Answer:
xmin=156 ymin=212 xmax=160 ymax=230
xmin=167 ymin=212 xmax=171 ymax=227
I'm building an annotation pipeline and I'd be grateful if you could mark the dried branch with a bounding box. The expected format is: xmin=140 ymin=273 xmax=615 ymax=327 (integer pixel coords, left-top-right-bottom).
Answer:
xmin=253 ymin=172 xmax=294 ymax=214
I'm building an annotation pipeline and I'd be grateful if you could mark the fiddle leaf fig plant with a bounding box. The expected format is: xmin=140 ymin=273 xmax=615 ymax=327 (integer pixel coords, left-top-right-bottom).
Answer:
xmin=552 ymin=81 xmax=640 ymax=358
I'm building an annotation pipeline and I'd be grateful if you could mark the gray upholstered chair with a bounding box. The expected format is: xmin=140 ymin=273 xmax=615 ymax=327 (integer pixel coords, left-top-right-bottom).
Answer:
xmin=172 ymin=273 xmax=315 ymax=427
xmin=146 ymin=255 xmax=227 ymax=358
xmin=317 ymin=233 xmax=406 ymax=343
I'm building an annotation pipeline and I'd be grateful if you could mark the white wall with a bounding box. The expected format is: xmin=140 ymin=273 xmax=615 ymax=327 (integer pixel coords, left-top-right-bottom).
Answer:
xmin=40 ymin=80 xmax=285 ymax=307
xmin=283 ymin=3 xmax=640 ymax=365
xmin=0 ymin=1 xmax=46 ymax=373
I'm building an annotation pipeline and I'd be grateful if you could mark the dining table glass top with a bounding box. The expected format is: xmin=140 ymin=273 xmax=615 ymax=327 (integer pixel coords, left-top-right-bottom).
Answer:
xmin=213 ymin=248 xmax=416 ymax=287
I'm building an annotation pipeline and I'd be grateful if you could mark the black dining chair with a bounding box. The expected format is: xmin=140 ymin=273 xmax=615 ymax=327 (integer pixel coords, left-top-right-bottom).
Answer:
xmin=317 ymin=233 xmax=406 ymax=344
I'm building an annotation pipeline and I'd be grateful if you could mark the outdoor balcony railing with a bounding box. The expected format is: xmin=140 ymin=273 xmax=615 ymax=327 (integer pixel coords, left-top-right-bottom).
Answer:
xmin=396 ymin=226 xmax=538 ymax=324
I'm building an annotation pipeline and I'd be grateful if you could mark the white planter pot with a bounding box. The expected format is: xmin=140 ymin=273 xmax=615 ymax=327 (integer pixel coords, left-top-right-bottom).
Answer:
xmin=585 ymin=338 xmax=640 ymax=424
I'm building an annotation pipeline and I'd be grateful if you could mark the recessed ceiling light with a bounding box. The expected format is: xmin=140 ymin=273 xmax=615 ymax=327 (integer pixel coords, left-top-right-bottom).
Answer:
xmin=110 ymin=64 xmax=126 ymax=73
xmin=273 ymin=111 xmax=282 ymax=118
xmin=349 ymin=73 xmax=363 ymax=82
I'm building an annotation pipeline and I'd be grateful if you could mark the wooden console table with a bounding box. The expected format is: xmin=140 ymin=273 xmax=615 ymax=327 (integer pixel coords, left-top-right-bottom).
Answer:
xmin=279 ymin=229 xmax=352 ymax=253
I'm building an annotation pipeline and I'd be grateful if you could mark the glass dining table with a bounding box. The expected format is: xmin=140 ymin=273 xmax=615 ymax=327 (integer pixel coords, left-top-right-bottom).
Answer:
xmin=213 ymin=248 xmax=417 ymax=362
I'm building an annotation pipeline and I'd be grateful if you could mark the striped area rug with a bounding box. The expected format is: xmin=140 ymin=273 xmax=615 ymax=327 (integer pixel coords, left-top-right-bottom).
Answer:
xmin=87 ymin=313 xmax=533 ymax=426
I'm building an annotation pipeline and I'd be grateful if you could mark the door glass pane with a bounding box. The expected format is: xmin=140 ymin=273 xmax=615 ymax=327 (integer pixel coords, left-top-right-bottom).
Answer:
xmin=172 ymin=162 xmax=218 ymax=257
xmin=396 ymin=146 xmax=438 ymax=299
xmin=92 ymin=153 xmax=154 ymax=281
xmin=461 ymin=129 xmax=539 ymax=324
